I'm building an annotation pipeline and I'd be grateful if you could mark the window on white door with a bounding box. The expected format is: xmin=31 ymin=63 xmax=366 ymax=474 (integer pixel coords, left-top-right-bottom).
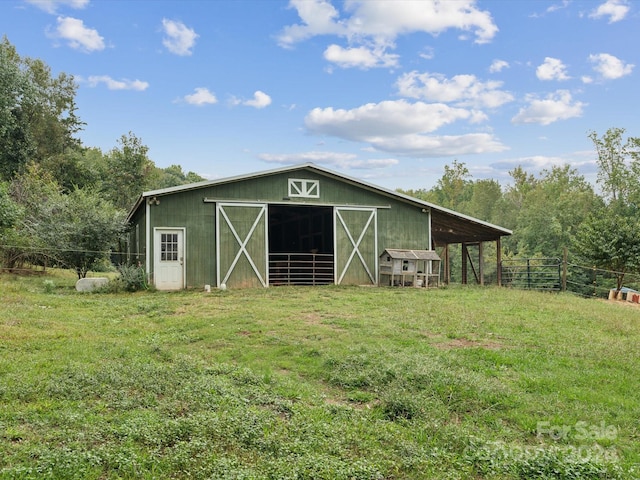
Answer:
xmin=160 ymin=233 xmax=179 ymax=261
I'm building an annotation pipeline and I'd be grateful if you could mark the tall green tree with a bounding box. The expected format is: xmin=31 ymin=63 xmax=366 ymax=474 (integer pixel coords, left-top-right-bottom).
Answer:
xmin=589 ymin=127 xmax=640 ymax=207
xmin=56 ymin=188 xmax=127 ymax=278
xmin=0 ymin=37 xmax=34 ymax=180
xmin=4 ymin=164 xmax=126 ymax=276
xmin=104 ymin=132 xmax=157 ymax=211
xmin=0 ymin=182 xmax=21 ymax=238
xmin=0 ymin=36 xmax=82 ymax=180
xmin=22 ymin=56 xmax=82 ymax=161
xmin=153 ymin=164 xmax=205 ymax=189
xmin=465 ymin=178 xmax=503 ymax=224
xmin=511 ymin=165 xmax=601 ymax=258
xmin=40 ymin=147 xmax=107 ymax=193
xmin=579 ymin=127 xmax=640 ymax=290
xmin=430 ymin=160 xmax=473 ymax=211
xmin=573 ymin=210 xmax=640 ymax=291
xmin=3 ymin=164 xmax=65 ymax=269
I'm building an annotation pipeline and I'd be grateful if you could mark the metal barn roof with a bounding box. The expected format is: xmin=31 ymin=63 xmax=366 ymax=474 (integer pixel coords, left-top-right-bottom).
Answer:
xmin=127 ymin=163 xmax=511 ymax=245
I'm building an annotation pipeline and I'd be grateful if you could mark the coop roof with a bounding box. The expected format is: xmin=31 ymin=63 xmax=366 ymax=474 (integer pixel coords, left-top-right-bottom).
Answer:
xmin=381 ymin=249 xmax=441 ymax=261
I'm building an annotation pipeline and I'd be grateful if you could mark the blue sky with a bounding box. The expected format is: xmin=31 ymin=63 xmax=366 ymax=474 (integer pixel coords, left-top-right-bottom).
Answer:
xmin=2 ymin=0 xmax=637 ymax=190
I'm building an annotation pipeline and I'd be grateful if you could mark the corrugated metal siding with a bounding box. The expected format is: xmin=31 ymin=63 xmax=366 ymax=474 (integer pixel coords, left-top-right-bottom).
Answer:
xmin=378 ymin=197 xmax=431 ymax=251
xmin=128 ymin=207 xmax=146 ymax=265
xmin=147 ymin=190 xmax=216 ymax=288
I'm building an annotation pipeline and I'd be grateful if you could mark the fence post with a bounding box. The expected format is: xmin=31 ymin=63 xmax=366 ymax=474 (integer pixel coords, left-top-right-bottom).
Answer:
xmin=593 ymin=265 xmax=597 ymax=297
xmin=527 ymin=259 xmax=531 ymax=289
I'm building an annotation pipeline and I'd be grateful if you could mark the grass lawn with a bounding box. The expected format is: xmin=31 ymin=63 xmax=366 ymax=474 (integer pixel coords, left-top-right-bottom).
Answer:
xmin=1 ymin=270 xmax=639 ymax=479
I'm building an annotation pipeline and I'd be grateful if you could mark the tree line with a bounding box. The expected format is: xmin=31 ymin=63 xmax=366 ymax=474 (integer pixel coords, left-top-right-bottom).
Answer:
xmin=0 ymin=37 xmax=203 ymax=277
xmin=1 ymin=36 xmax=639 ymax=286
xmin=400 ymin=128 xmax=640 ymax=291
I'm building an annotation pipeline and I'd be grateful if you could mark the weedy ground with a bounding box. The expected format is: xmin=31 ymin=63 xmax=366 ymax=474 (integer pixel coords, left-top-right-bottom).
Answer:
xmin=1 ymin=270 xmax=639 ymax=479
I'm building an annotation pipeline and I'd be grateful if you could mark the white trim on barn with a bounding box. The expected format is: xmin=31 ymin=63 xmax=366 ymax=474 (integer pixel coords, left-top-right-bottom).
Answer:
xmin=288 ymin=178 xmax=320 ymax=198
xmin=145 ymin=201 xmax=151 ymax=282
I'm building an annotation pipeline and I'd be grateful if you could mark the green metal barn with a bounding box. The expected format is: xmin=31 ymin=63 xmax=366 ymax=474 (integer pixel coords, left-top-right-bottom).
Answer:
xmin=126 ymin=163 xmax=511 ymax=290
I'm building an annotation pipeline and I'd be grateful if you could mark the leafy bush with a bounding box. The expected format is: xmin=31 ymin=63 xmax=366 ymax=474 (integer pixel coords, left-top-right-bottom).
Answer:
xmin=99 ymin=264 xmax=148 ymax=292
xmin=42 ymin=279 xmax=56 ymax=293
xmin=117 ymin=264 xmax=148 ymax=291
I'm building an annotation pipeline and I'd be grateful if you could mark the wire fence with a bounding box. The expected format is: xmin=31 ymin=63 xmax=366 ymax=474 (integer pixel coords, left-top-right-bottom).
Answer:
xmin=500 ymin=256 xmax=640 ymax=299
xmin=0 ymin=243 xmax=144 ymax=274
xmin=2 ymin=243 xmax=639 ymax=300
xmin=565 ymin=262 xmax=640 ymax=299
xmin=501 ymin=258 xmax=562 ymax=292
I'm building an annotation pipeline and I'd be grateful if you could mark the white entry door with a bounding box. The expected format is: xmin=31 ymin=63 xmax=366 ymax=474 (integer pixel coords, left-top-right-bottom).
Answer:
xmin=154 ymin=228 xmax=185 ymax=290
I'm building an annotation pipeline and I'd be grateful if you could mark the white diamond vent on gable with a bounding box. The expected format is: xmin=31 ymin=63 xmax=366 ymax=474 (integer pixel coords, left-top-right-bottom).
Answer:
xmin=288 ymin=178 xmax=320 ymax=198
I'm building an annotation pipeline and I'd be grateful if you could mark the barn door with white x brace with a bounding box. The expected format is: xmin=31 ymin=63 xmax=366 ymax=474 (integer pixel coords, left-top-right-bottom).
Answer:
xmin=334 ymin=207 xmax=377 ymax=285
xmin=216 ymin=203 xmax=268 ymax=288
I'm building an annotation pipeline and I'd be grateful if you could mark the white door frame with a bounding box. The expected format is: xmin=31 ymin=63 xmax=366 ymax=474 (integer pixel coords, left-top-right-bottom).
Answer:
xmin=334 ymin=207 xmax=378 ymax=285
xmin=216 ymin=203 xmax=269 ymax=288
xmin=153 ymin=227 xmax=186 ymax=290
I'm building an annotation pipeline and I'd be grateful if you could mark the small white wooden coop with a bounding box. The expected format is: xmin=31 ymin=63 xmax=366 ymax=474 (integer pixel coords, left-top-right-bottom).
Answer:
xmin=379 ymin=249 xmax=441 ymax=288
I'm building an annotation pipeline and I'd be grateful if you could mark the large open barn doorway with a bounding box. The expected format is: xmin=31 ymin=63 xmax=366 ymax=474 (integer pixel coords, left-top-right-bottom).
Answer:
xmin=268 ymin=205 xmax=334 ymax=285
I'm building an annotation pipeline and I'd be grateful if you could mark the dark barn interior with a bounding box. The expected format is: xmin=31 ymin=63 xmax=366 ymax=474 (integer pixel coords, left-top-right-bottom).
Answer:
xmin=268 ymin=205 xmax=334 ymax=285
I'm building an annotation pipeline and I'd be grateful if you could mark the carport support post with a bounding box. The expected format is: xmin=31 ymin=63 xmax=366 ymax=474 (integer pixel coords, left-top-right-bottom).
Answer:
xmin=443 ymin=244 xmax=450 ymax=284
xmin=478 ymin=242 xmax=484 ymax=286
xmin=461 ymin=243 xmax=468 ymax=285
xmin=496 ymin=237 xmax=502 ymax=286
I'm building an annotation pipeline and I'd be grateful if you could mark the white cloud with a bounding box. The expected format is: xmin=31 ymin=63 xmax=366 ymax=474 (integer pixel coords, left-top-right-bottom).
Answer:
xmin=491 ymin=155 xmax=566 ymax=173
xmin=396 ymin=71 xmax=514 ymax=109
xmin=323 ymin=44 xmax=399 ymax=69
xmin=243 ymin=91 xmax=272 ymax=109
xmin=489 ymin=59 xmax=509 ymax=73
xmin=341 ymin=0 xmax=497 ymax=44
xmin=490 ymin=152 xmax=598 ymax=178
xmin=278 ymin=0 xmax=345 ymax=46
xmin=419 ymin=47 xmax=435 ymax=61
xmin=546 ymin=1 xmax=570 ymax=14
xmin=25 ymin=0 xmax=88 ymax=14
xmin=183 ymin=87 xmax=217 ymax=106
xmin=87 ymin=75 xmax=148 ymax=91
xmin=529 ymin=0 xmax=570 ymax=18
xmin=589 ymin=0 xmax=630 ymax=23
xmin=512 ymin=90 xmax=585 ymax=125
xmin=306 ymin=100 xmax=475 ymax=139
xmin=536 ymin=57 xmax=570 ymax=81
xmin=278 ymin=0 xmax=498 ymax=69
xmin=304 ymin=99 xmax=506 ymax=157
xmin=589 ymin=53 xmax=634 ymax=79
xmin=367 ymin=133 xmax=507 ymax=157
xmin=50 ymin=16 xmax=104 ymax=52
xmin=259 ymin=151 xmax=398 ymax=169
xmin=162 ymin=19 xmax=198 ymax=56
